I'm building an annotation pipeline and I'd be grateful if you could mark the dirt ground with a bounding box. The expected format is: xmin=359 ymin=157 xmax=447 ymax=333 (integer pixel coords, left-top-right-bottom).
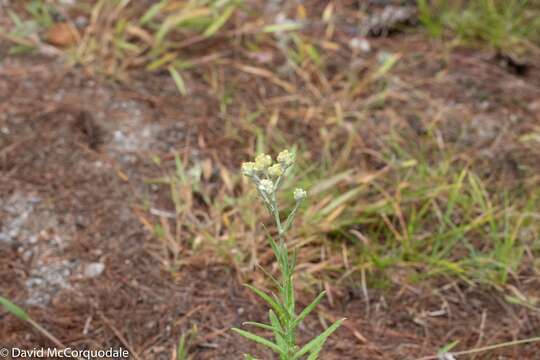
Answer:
xmin=2 ymin=3 xmax=540 ymax=359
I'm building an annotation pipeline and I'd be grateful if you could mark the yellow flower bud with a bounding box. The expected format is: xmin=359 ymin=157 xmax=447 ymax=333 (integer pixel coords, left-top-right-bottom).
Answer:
xmin=277 ymin=149 xmax=294 ymax=167
xmin=268 ymin=163 xmax=283 ymax=177
xmin=241 ymin=162 xmax=256 ymax=176
xmin=254 ymin=153 xmax=272 ymax=171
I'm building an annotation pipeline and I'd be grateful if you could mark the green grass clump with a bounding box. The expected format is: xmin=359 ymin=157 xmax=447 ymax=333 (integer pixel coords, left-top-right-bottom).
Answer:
xmin=0 ymin=0 xmax=56 ymax=54
xmin=417 ymin=0 xmax=540 ymax=53
xmin=232 ymin=150 xmax=344 ymax=360
xmin=289 ymin=132 xmax=538 ymax=289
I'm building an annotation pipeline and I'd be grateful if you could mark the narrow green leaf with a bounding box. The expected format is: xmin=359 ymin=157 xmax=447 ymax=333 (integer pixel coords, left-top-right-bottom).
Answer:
xmin=0 ymin=296 xmax=29 ymax=321
xmin=9 ymin=44 xmax=35 ymax=55
xmin=243 ymin=321 xmax=284 ymax=336
xmin=282 ymin=202 xmax=300 ymax=234
xmin=286 ymin=277 xmax=295 ymax=316
xmin=177 ymin=333 xmax=187 ymax=360
xmin=156 ymin=8 xmax=211 ymax=44
xmin=319 ymin=187 xmax=363 ymax=216
xmin=175 ymin=153 xmax=188 ymax=183
xmin=373 ymin=53 xmax=400 ymax=79
xmin=168 ymin=66 xmax=188 ymax=96
xmin=267 ymin=235 xmax=285 ymax=266
xmin=268 ymin=310 xmax=283 ymax=332
xmin=309 ymin=170 xmax=353 ymax=195
xmin=244 ymin=284 xmax=286 ymax=321
xmin=232 ymin=328 xmax=282 ymax=355
xmin=293 ymin=318 xmax=345 ymax=359
xmin=146 ymin=52 xmax=177 ymax=71
xmin=7 ymin=10 xmax=22 ymax=27
xmin=268 ymin=310 xmax=286 ymax=350
xmin=438 ymin=340 xmax=460 ymax=355
xmin=114 ymin=39 xmax=141 ymax=53
xmin=306 ymin=346 xmax=322 ymax=360
xmin=140 ymin=0 xmax=168 ymax=25
xmin=293 ymin=291 xmax=326 ymax=329
xmin=306 ymin=44 xmax=322 ymax=66
xmin=203 ymin=5 xmax=235 ymax=37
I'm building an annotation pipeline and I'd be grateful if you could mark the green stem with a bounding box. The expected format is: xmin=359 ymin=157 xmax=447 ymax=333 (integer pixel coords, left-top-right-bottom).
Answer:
xmin=272 ymin=193 xmax=283 ymax=238
xmin=256 ymin=168 xmax=301 ymax=359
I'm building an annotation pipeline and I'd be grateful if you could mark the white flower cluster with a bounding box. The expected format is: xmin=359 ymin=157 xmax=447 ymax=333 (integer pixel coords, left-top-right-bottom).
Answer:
xmin=293 ymin=188 xmax=307 ymax=201
xmin=241 ymin=149 xmax=306 ymax=203
xmin=259 ymin=179 xmax=274 ymax=195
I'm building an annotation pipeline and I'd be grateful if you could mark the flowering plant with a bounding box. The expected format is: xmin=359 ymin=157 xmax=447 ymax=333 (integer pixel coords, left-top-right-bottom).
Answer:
xmin=233 ymin=149 xmax=344 ymax=359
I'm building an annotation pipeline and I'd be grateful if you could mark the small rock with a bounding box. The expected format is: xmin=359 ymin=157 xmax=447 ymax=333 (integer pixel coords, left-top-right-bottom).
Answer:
xmin=438 ymin=354 xmax=456 ymax=360
xmin=350 ymin=37 xmax=371 ymax=53
xmin=83 ymin=262 xmax=105 ymax=278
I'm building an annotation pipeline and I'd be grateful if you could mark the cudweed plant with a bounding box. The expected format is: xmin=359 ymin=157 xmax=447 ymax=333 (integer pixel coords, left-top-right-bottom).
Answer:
xmin=232 ymin=150 xmax=344 ymax=360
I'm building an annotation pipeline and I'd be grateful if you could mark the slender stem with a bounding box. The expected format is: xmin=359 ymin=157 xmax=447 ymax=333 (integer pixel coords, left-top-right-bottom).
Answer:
xmin=28 ymin=319 xmax=85 ymax=360
xmin=265 ymin=180 xmax=298 ymax=359
xmin=27 ymin=318 xmax=65 ymax=349
xmin=253 ymin=164 xmax=301 ymax=359
xmin=275 ymin=172 xmax=285 ymax=191
xmin=272 ymin=193 xmax=283 ymax=238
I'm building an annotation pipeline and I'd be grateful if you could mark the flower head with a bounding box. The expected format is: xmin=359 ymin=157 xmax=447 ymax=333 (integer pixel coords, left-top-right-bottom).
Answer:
xmin=259 ymin=179 xmax=274 ymax=195
xmin=241 ymin=162 xmax=257 ymax=177
xmin=254 ymin=153 xmax=273 ymax=172
xmin=293 ymin=188 xmax=307 ymax=202
xmin=277 ymin=149 xmax=294 ymax=167
xmin=268 ymin=163 xmax=283 ymax=178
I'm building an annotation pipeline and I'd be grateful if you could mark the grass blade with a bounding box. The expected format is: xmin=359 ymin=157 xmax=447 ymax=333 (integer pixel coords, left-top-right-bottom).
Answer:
xmin=140 ymin=0 xmax=168 ymax=25
xmin=168 ymin=66 xmax=187 ymax=96
xmin=319 ymin=187 xmax=363 ymax=216
xmin=203 ymin=5 xmax=235 ymax=37
xmin=177 ymin=333 xmax=187 ymax=360
xmin=373 ymin=53 xmax=400 ymax=79
xmin=156 ymin=8 xmax=211 ymax=44
xmin=0 ymin=296 xmax=29 ymax=321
